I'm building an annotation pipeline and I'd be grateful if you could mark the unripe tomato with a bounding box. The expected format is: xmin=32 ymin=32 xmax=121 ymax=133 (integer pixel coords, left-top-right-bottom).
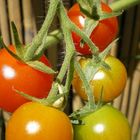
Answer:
xmin=74 ymin=105 xmax=131 ymax=140
xmin=72 ymin=55 xmax=127 ymax=102
xmin=0 ymin=45 xmax=53 ymax=112
xmin=68 ymin=2 xmax=118 ymax=55
xmin=6 ymin=102 xmax=73 ymax=140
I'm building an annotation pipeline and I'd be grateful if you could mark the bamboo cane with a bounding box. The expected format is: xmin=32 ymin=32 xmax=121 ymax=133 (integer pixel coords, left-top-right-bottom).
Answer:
xmin=128 ymin=63 xmax=140 ymax=125
xmin=0 ymin=0 xmax=10 ymax=45
xmin=118 ymin=8 xmax=136 ymax=115
xmin=126 ymin=6 xmax=140 ymax=126
xmin=132 ymin=89 xmax=140 ymax=140
xmin=22 ymin=0 xmax=37 ymax=44
xmin=7 ymin=0 xmax=23 ymax=43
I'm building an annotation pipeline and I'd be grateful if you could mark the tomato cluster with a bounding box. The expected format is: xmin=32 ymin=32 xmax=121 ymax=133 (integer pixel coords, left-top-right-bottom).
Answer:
xmin=0 ymin=1 xmax=131 ymax=140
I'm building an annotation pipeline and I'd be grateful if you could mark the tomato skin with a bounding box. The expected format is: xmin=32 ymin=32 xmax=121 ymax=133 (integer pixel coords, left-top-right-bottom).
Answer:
xmin=74 ymin=105 xmax=131 ymax=140
xmin=0 ymin=45 xmax=53 ymax=112
xmin=72 ymin=55 xmax=127 ymax=102
xmin=6 ymin=102 xmax=73 ymax=140
xmin=68 ymin=2 xmax=118 ymax=55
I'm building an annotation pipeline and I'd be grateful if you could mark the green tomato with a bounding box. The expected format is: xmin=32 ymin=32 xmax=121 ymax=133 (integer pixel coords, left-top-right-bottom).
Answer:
xmin=74 ymin=105 xmax=131 ymax=140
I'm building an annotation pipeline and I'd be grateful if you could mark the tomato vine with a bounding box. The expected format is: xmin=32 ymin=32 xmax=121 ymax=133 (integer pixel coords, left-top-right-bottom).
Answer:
xmin=0 ymin=0 xmax=140 ymax=140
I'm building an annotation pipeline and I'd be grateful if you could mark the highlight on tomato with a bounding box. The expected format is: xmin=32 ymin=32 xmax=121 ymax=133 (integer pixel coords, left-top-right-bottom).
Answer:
xmin=6 ymin=102 xmax=73 ymax=140
xmin=68 ymin=2 xmax=118 ymax=55
xmin=74 ymin=105 xmax=131 ymax=140
xmin=0 ymin=45 xmax=53 ymax=112
xmin=72 ymin=55 xmax=127 ymax=102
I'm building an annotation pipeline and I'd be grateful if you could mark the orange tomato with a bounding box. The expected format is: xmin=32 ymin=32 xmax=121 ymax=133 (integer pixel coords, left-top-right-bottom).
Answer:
xmin=6 ymin=102 xmax=73 ymax=140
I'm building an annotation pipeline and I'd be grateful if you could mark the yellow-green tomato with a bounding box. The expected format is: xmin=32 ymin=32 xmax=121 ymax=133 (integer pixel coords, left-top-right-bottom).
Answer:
xmin=72 ymin=55 xmax=127 ymax=102
xmin=74 ymin=105 xmax=131 ymax=140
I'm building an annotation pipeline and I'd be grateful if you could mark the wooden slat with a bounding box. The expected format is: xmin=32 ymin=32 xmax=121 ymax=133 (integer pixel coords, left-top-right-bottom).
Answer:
xmin=126 ymin=6 xmax=140 ymax=126
xmin=137 ymin=128 xmax=140 ymax=140
xmin=7 ymin=0 xmax=23 ymax=43
xmin=0 ymin=0 xmax=10 ymax=45
xmin=132 ymin=89 xmax=140 ymax=140
xmin=128 ymin=62 xmax=140 ymax=125
xmin=22 ymin=0 xmax=37 ymax=44
xmin=113 ymin=7 xmax=135 ymax=112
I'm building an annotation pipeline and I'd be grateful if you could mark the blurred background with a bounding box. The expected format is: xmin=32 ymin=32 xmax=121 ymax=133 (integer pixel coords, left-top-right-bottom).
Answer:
xmin=0 ymin=0 xmax=139 ymax=140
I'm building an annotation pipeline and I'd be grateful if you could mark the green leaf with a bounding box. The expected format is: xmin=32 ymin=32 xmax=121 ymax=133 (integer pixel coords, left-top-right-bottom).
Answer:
xmin=99 ymin=38 xmax=119 ymax=59
xmin=0 ymin=36 xmax=22 ymax=61
xmin=80 ymin=18 xmax=99 ymax=48
xmin=100 ymin=11 xmax=123 ymax=20
xmin=26 ymin=60 xmax=56 ymax=74
xmin=96 ymin=86 xmax=105 ymax=108
xmin=77 ymin=0 xmax=93 ymax=18
xmin=101 ymin=61 xmax=111 ymax=70
xmin=11 ymin=21 xmax=24 ymax=57
xmin=0 ymin=36 xmax=4 ymax=49
xmin=135 ymin=55 xmax=140 ymax=59
xmin=13 ymin=88 xmax=42 ymax=102
xmin=83 ymin=60 xmax=100 ymax=82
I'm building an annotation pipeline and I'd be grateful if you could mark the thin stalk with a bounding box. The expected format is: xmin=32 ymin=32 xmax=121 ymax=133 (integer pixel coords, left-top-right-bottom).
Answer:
xmin=59 ymin=3 xmax=99 ymax=55
xmin=74 ymin=60 xmax=95 ymax=108
xmin=45 ymin=2 xmax=75 ymax=103
xmin=110 ymin=0 xmax=140 ymax=12
xmin=35 ymin=29 xmax=63 ymax=56
xmin=24 ymin=0 xmax=59 ymax=61
xmin=65 ymin=56 xmax=75 ymax=91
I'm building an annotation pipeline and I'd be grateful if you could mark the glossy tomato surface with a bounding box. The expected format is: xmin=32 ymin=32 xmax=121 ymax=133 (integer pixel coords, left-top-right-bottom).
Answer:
xmin=72 ymin=55 xmax=127 ymax=102
xmin=6 ymin=102 xmax=73 ymax=140
xmin=68 ymin=2 xmax=118 ymax=55
xmin=0 ymin=46 xmax=53 ymax=112
xmin=74 ymin=105 xmax=131 ymax=140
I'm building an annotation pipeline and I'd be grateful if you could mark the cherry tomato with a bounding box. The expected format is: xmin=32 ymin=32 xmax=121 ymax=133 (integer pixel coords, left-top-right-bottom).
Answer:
xmin=74 ymin=105 xmax=131 ymax=140
xmin=68 ymin=2 xmax=118 ymax=55
xmin=6 ymin=102 xmax=73 ymax=140
xmin=72 ymin=55 xmax=127 ymax=102
xmin=0 ymin=45 xmax=53 ymax=112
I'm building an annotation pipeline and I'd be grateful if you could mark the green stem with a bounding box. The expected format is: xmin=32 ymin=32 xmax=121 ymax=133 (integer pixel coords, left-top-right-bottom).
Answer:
xmin=59 ymin=3 xmax=99 ymax=55
xmin=24 ymin=0 xmax=59 ymax=61
xmin=34 ymin=29 xmax=63 ymax=56
xmin=45 ymin=2 xmax=75 ymax=104
xmin=32 ymin=0 xmax=140 ymax=51
xmin=74 ymin=60 xmax=95 ymax=108
xmin=110 ymin=0 xmax=140 ymax=12
xmin=65 ymin=56 xmax=75 ymax=91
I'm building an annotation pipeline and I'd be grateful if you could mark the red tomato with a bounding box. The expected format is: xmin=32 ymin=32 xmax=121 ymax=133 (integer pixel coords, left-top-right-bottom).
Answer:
xmin=6 ymin=102 xmax=73 ymax=140
xmin=72 ymin=55 xmax=127 ymax=102
xmin=0 ymin=45 xmax=53 ymax=112
xmin=68 ymin=2 xmax=118 ymax=55
xmin=74 ymin=105 xmax=131 ymax=140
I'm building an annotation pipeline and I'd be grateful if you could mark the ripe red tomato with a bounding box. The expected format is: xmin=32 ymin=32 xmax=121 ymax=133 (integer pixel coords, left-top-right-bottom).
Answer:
xmin=68 ymin=2 xmax=118 ymax=55
xmin=72 ymin=55 xmax=127 ymax=102
xmin=0 ymin=45 xmax=53 ymax=112
xmin=6 ymin=102 xmax=73 ymax=140
xmin=74 ymin=105 xmax=131 ymax=140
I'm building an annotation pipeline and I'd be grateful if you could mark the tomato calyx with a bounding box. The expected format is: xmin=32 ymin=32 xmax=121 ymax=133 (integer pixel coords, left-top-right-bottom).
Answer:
xmin=76 ymin=0 xmax=121 ymax=47
xmin=70 ymin=100 xmax=104 ymax=125
xmin=0 ymin=22 xmax=56 ymax=75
